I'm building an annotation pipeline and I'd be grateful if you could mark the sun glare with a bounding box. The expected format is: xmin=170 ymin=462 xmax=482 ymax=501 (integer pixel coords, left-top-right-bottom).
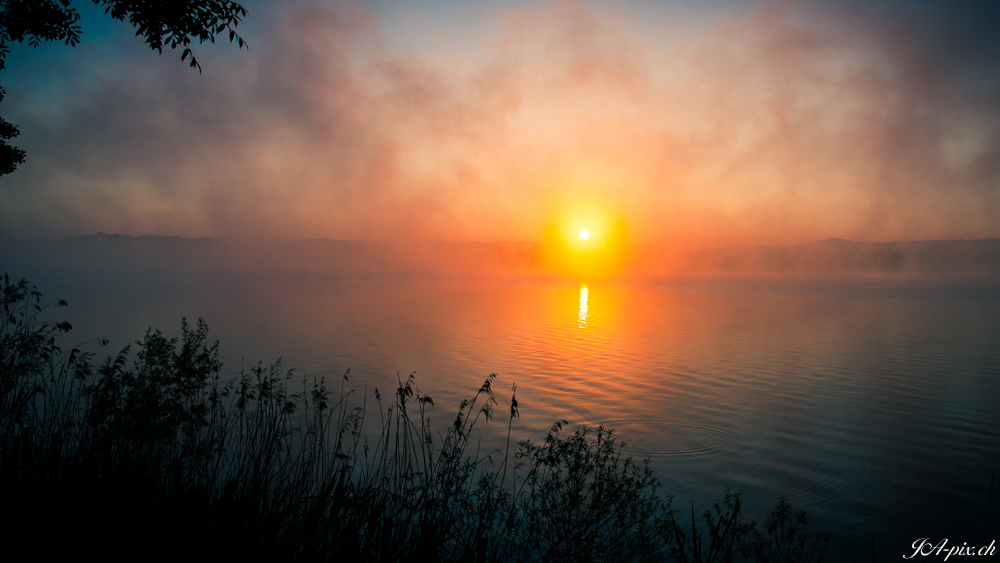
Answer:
xmin=540 ymin=201 xmax=629 ymax=278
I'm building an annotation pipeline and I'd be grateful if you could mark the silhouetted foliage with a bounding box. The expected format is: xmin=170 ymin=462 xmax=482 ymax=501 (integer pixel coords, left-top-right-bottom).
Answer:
xmin=0 ymin=87 xmax=24 ymax=174
xmin=0 ymin=0 xmax=248 ymax=175
xmin=0 ymin=275 xmax=830 ymax=562
xmin=0 ymin=0 xmax=82 ymax=63
xmin=86 ymin=317 xmax=219 ymax=442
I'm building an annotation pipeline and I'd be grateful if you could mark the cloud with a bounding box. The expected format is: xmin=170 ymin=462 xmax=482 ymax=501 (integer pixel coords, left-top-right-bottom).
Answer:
xmin=1 ymin=0 xmax=997 ymax=246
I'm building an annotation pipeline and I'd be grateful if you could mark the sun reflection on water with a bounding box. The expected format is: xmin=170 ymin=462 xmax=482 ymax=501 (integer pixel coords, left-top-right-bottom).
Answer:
xmin=578 ymin=284 xmax=589 ymax=328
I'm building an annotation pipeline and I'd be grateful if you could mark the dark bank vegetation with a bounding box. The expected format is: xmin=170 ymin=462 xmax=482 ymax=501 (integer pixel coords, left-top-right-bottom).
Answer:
xmin=0 ymin=274 xmax=830 ymax=562
xmin=4 ymin=235 xmax=1000 ymax=279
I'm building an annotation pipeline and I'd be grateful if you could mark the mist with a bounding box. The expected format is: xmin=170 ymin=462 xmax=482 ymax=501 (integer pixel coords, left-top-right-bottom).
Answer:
xmin=1 ymin=0 xmax=998 ymax=246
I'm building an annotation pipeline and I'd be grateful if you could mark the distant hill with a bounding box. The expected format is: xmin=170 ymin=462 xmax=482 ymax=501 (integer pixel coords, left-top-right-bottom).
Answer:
xmin=0 ymin=234 xmax=542 ymax=278
xmin=2 ymin=234 xmax=999 ymax=277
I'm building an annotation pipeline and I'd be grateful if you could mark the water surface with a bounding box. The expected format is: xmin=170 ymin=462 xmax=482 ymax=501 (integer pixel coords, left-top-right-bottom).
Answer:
xmin=28 ymin=272 xmax=1000 ymax=559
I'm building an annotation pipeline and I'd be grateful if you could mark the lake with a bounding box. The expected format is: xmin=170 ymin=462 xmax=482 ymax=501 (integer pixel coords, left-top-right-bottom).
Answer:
xmin=22 ymin=270 xmax=1000 ymax=560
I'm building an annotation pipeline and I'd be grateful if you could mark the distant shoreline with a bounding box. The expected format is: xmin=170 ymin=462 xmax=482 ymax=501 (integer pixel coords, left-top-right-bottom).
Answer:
xmin=2 ymin=233 xmax=999 ymax=276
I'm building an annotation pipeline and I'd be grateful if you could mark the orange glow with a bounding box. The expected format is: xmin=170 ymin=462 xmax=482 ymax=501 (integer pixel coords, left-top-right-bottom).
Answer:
xmin=10 ymin=0 xmax=995 ymax=246
xmin=540 ymin=203 xmax=629 ymax=278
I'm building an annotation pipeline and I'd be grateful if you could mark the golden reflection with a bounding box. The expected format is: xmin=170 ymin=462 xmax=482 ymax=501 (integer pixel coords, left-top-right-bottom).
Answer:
xmin=578 ymin=284 xmax=589 ymax=328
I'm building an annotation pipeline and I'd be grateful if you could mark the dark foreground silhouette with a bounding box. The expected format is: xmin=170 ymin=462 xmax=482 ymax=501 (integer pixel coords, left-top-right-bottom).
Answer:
xmin=0 ymin=275 xmax=829 ymax=562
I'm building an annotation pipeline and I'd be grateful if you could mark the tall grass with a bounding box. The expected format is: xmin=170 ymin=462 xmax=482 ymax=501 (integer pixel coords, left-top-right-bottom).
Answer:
xmin=0 ymin=275 xmax=829 ymax=562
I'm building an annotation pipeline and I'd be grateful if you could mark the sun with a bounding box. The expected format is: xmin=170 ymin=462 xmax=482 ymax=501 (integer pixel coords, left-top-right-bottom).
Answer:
xmin=539 ymin=202 xmax=629 ymax=278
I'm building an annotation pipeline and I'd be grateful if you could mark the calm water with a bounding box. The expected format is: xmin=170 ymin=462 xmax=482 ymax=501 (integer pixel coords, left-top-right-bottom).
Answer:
xmin=27 ymin=271 xmax=1000 ymax=559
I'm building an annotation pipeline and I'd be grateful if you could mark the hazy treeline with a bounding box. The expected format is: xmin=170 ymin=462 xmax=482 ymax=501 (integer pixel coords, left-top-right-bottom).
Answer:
xmin=2 ymin=234 xmax=998 ymax=277
xmin=646 ymin=238 xmax=1000 ymax=274
xmin=0 ymin=234 xmax=540 ymax=277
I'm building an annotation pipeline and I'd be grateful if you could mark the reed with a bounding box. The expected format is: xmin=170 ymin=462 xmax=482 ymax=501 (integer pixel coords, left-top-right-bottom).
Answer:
xmin=0 ymin=275 xmax=829 ymax=562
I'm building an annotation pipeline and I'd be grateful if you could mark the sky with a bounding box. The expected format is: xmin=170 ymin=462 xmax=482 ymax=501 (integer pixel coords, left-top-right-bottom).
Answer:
xmin=0 ymin=0 xmax=998 ymax=248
